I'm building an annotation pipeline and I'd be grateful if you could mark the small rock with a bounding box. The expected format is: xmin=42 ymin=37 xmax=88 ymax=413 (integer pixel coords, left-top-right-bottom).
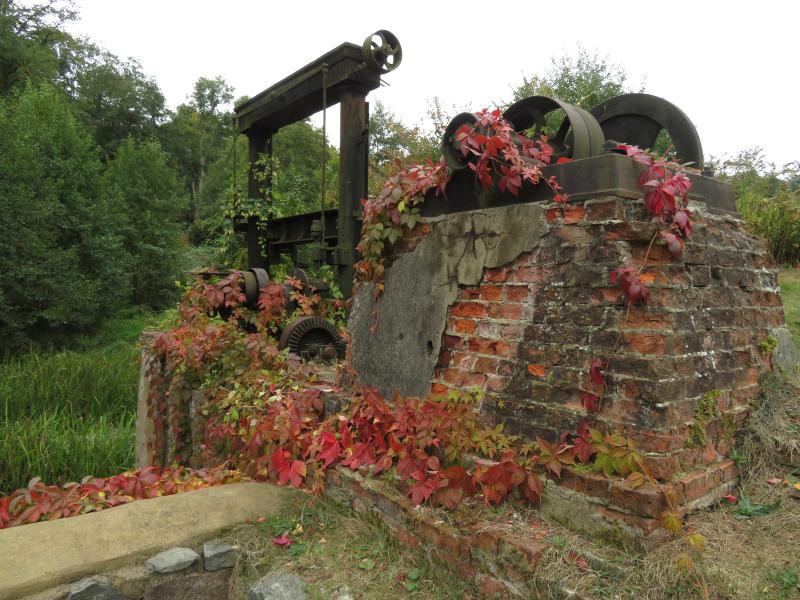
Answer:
xmin=247 ymin=570 xmax=307 ymax=600
xmin=203 ymin=538 xmax=236 ymax=571
xmin=67 ymin=577 xmax=126 ymax=600
xmin=333 ymin=584 xmax=354 ymax=600
xmin=145 ymin=547 xmax=199 ymax=574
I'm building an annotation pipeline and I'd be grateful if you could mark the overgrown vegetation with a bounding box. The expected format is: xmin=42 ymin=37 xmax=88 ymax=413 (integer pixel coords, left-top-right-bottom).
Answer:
xmin=229 ymin=491 xmax=477 ymax=600
xmin=0 ymin=309 xmax=154 ymax=493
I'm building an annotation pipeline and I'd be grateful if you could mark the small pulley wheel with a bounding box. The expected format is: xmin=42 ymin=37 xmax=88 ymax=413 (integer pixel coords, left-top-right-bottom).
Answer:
xmin=362 ymin=30 xmax=402 ymax=74
xmin=278 ymin=316 xmax=346 ymax=361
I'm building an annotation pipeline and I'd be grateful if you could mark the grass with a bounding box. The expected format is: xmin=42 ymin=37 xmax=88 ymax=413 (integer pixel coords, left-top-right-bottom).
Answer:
xmin=779 ymin=267 xmax=800 ymax=347
xmin=0 ymin=307 xmax=157 ymax=493
xmin=227 ymin=490 xmax=478 ymax=600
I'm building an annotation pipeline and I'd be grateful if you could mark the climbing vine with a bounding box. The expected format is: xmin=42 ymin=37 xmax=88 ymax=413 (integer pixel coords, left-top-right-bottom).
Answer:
xmin=355 ymin=109 xmax=566 ymax=297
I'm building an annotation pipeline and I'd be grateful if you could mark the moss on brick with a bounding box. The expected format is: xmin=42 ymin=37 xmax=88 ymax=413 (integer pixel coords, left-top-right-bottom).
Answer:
xmin=687 ymin=390 xmax=721 ymax=448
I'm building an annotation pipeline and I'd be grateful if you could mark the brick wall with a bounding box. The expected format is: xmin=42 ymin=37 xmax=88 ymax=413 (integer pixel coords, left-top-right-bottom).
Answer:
xmin=429 ymin=194 xmax=784 ymax=531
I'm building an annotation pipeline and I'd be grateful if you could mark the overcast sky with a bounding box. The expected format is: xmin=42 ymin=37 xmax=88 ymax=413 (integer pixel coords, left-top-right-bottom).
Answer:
xmin=65 ymin=0 xmax=799 ymax=168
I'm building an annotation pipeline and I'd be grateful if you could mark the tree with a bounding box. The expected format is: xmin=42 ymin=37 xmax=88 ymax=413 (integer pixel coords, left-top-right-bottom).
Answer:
xmin=508 ymin=46 xmax=634 ymax=108
xmin=0 ymin=84 xmax=130 ymax=348
xmin=0 ymin=0 xmax=87 ymax=97
xmin=71 ymin=53 xmax=167 ymax=158
xmin=104 ymin=137 xmax=186 ymax=307
xmin=368 ymin=101 xmax=439 ymax=194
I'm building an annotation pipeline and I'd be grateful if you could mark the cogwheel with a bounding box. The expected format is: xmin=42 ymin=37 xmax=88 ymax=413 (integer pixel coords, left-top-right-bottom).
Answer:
xmin=278 ymin=316 xmax=345 ymax=361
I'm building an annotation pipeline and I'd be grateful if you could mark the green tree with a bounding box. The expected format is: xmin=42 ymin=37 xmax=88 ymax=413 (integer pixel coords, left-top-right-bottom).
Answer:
xmin=0 ymin=84 xmax=130 ymax=348
xmin=104 ymin=137 xmax=186 ymax=307
xmin=0 ymin=0 xmax=84 ymax=96
xmin=71 ymin=53 xmax=167 ymax=158
xmin=508 ymin=46 xmax=634 ymax=108
xmin=160 ymin=76 xmax=234 ymax=223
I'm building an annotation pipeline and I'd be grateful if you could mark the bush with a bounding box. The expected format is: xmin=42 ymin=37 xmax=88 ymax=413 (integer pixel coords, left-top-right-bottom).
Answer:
xmin=738 ymin=189 xmax=800 ymax=265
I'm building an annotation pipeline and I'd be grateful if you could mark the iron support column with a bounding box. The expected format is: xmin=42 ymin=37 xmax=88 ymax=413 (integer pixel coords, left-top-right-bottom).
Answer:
xmin=246 ymin=128 xmax=273 ymax=269
xmin=337 ymin=88 xmax=368 ymax=297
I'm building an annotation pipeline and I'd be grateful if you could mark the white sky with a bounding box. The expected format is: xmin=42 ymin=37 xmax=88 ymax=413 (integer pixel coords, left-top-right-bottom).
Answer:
xmin=65 ymin=0 xmax=799 ymax=167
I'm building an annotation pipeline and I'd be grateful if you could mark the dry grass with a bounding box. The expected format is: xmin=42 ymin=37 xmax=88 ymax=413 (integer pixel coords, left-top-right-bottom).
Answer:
xmin=225 ymin=490 xmax=478 ymax=600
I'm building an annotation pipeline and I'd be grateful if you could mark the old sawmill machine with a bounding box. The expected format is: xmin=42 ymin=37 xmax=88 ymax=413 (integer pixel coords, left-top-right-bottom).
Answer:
xmin=226 ymin=30 xmax=731 ymax=359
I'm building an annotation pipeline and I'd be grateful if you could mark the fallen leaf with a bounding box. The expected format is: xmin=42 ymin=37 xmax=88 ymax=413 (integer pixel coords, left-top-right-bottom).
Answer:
xmin=358 ymin=558 xmax=375 ymax=570
xmin=272 ymin=533 xmax=292 ymax=547
xmin=767 ymin=477 xmax=784 ymax=485
xmin=257 ymin=516 xmax=266 ymax=523
xmin=722 ymin=494 xmax=738 ymax=503
xmin=527 ymin=364 xmax=546 ymax=377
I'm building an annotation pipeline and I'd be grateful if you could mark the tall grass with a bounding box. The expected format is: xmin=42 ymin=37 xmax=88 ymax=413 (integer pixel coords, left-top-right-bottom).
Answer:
xmin=738 ymin=189 xmax=800 ymax=265
xmin=0 ymin=312 xmax=147 ymax=493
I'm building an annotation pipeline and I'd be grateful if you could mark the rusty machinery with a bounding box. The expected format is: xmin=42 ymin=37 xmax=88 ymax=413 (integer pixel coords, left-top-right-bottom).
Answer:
xmin=235 ymin=31 xmax=725 ymax=316
xmin=235 ymin=30 xmax=402 ymax=299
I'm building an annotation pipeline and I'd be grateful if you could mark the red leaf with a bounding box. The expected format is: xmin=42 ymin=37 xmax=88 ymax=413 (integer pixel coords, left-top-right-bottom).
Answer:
xmin=589 ymin=358 xmax=605 ymax=386
xmin=272 ymin=533 xmax=293 ymax=547
xmin=581 ymin=392 xmax=601 ymax=414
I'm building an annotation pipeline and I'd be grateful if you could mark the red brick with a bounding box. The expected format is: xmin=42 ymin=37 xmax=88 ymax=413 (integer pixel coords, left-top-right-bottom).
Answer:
xmin=484 ymin=268 xmax=509 ymax=283
xmin=640 ymin=454 xmax=680 ymax=481
xmin=678 ymin=470 xmax=708 ymax=502
xmin=500 ymin=323 xmax=525 ymax=339
xmin=563 ymin=205 xmax=585 ymax=224
xmin=625 ymin=333 xmax=667 ymax=355
xmin=451 ymin=302 xmax=488 ymax=318
xmin=442 ymin=334 xmax=463 ymax=350
xmin=453 ymin=352 xmax=475 ymax=370
xmin=443 ymin=369 xmax=466 ymax=386
xmin=475 ymin=356 xmax=499 ymax=373
xmin=462 ymin=287 xmax=481 ymax=300
xmin=453 ymin=319 xmax=476 ymax=334
xmin=487 ymin=302 xmax=524 ymax=320
xmin=477 ymin=574 xmax=507 ymax=597
xmin=585 ymin=198 xmax=624 ymax=221
xmin=515 ymin=266 xmax=551 ymax=283
xmin=610 ymin=481 xmax=673 ymax=518
xmin=486 ymin=375 xmax=507 ymax=392
xmin=435 ymin=350 xmax=452 ymax=369
xmin=430 ymin=382 xmax=449 ymax=395
xmin=554 ymin=225 xmax=593 ymax=244
xmin=464 ymin=373 xmax=487 ymax=387
xmin=393 ymin=526 xmax=421 ymax=549
xmin=505 ymin=285 xmax=530 ymax=302
xmin=480 ymin=285 xmax=503 ymax=301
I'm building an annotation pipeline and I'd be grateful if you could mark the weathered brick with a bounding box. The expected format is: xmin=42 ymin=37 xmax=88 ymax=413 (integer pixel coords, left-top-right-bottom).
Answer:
xmin=475 ymin=356 xmax=499 ymax=373
xmin=451 ymin=302 xmax=488 ymax=318
xmin=678 ymin=470 xmax=708 ymax=502
xmin=484 ymin=268 xmax=509 ymax=282
xmin=480 ymin=285 xmax=503 ymax=301
xmin=562 ymin=205 xmax=585 ymax=224
xmin=453 ymin=318 xmax=476 ymax=334
xmin=585 ymin=198 xmax=624 ymax=221
xmin=610 ymin=481 xmax=673 ymax=518
xmin=505 ymin=285 xmax=530 ymax=302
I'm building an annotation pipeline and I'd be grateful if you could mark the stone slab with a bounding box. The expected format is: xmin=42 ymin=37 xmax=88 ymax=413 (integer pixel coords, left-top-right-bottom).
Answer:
xmin=145 ymin=547 xmax=199 ymax=573
xmin=0 ymin=482 xmax=284 ymax=600
xmin=349 ymin=202 xmax=548 ymax=398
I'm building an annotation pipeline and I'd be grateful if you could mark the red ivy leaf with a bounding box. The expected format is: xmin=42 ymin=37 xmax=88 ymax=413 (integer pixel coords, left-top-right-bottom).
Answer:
xmin=581 ymin=392 xmax=601 ymax=414
xmin=589 ymin=358 xmax=605 ymax=386
xmin=272 ymin=533 xmax=293 ymax=547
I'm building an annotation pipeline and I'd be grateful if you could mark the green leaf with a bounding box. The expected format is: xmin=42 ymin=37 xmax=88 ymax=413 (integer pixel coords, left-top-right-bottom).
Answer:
xmin=358 ymin=558 xmax=375 ymax=571
xmin=405 ymin=582 xmax=419 ymax=592
xmin=407 ymin=568 xmax=421 ymax=581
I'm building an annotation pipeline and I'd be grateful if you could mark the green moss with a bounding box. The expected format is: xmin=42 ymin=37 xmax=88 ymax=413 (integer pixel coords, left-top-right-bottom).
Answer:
xmin=687 ymin=390 xmax=720 ymax=448
xmin=759 ymin=335 xmax=779 ymax=357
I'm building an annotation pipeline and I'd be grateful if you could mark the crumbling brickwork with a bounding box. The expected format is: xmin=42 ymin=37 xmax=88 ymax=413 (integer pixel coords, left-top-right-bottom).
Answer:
xmin=427 ymin=194 xmax=785 ymax=538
